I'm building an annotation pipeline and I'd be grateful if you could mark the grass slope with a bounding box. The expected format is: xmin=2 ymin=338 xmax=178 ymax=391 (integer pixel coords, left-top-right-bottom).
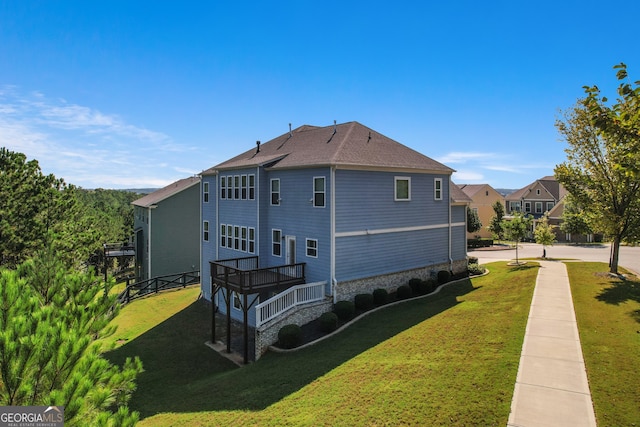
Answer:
xmin=116 ymin=262 xmax=538 ymax=426
xmin=566 ymin=262 xmax=640 ymax=426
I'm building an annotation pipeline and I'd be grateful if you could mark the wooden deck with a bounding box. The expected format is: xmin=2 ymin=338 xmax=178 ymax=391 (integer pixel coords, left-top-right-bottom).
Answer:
xmin=210 ymin=257 xmax=305 ymax=294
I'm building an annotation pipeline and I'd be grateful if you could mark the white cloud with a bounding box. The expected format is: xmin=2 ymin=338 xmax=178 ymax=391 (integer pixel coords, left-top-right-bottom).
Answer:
xmin=437 ymin=152 xmax=496 ymax=164
xmin=452 ymin=170 xmax=484 ymax=182
xmin=0 ymin=86 xmax=199 ymax=188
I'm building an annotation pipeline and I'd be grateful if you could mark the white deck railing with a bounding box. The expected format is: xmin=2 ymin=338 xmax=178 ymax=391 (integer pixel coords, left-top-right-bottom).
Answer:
xmin=255 ymin=281 xmax=327 ymax=327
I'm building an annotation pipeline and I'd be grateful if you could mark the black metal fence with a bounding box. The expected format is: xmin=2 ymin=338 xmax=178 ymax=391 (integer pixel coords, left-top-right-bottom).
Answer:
xmin=117 ymin=270 xmax=200 ymax=304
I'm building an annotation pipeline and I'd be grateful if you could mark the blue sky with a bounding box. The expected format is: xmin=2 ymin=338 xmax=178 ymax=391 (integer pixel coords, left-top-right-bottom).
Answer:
xmin=1 ymin=1 xmax=638 ymax=190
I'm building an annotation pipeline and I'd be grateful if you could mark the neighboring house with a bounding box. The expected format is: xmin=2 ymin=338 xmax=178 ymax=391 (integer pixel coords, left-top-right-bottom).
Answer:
xmin=505 ymin=176 xmax=567 ymax=219
xmin=200 ymin=121 xmax=469 ymax=361
xmin=546 ymin=197 xmax=601 ymax=244
xmin=458 ymin=184 xmax=505 ymax=239
xmin=132 ymin=176 xmax=201 ymax=282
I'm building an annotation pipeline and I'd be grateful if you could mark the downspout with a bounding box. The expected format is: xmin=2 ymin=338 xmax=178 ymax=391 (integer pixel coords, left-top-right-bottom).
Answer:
xmin=331 ymin=166 xmax=337 ymax=303
xmin=256 ymin=166 xmax=260 ymax=261
xmin=148 ymin=205 xmax=157 ymax=279
xmin=448 ymin=176 xmax=453 ymax=273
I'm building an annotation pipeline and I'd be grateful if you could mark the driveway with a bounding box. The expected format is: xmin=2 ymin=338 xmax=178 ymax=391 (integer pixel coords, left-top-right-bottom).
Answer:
xmin=469 ymin=242 xmax=640 ymax=276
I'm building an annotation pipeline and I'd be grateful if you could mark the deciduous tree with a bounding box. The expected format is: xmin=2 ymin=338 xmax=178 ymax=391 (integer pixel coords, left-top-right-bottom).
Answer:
xmin=488 ymin=200 xmax=505 ymax=240
xmin=466 ymin=208 xmax=482 ymax=234
xmin=502 ymin=212 xmax=533 ymax=265
xmin=554 ymin=63 xmax=640 ymax=273
xmin=534 ymin=213 xmax=557 ymax=258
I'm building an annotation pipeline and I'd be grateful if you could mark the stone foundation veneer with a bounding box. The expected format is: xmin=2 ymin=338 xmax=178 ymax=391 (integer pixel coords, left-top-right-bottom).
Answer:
xmin=255 ymin=298 xmax=333 ymax=360
xmin=254 ymin=258 xmax=468 ymax=360
xmin=335 ymin=259 xmax=467 ymax=302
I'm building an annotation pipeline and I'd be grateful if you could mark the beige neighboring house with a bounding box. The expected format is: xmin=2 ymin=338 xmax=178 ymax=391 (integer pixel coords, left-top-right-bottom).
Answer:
xmin=458 ymin=184 xmax=505 ymax=239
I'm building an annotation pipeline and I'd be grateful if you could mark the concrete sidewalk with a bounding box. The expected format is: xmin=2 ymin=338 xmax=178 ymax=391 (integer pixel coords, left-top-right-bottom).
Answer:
xmin=507 ymin=261 xmax=597 ymax=427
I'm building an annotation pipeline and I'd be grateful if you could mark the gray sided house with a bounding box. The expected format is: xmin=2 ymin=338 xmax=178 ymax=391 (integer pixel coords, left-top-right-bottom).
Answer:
xmin=505 ymin=176 xmax=566 ymax=219
xmin=132 ymin=176 xmax=201 ymax=282
xmin=200 ymin=121 xmax=469 ymax=361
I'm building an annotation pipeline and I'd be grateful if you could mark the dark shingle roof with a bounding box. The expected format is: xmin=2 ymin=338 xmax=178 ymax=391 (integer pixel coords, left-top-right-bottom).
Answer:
xmin=132 ymin=176 xmax=200 ymax=207
xmin=452 ymin=183 xmax=473 ymax=204
xmin=202 ymin=121 xmax=454 ymax=174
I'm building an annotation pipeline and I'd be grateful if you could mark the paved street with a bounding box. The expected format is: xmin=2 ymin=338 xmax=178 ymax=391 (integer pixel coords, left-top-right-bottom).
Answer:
xmin=469 ymin=242 xmax=640 ymax=276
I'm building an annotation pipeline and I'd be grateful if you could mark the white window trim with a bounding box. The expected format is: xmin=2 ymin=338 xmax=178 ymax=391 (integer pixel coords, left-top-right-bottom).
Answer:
xmin=306 ymin=238 xmax=318 ymax=258
xmin=271 ymin=178 xmax=280 ymax=206
xmin=434 ymin=178 xmax=442 ymax=201
xmin=203 ymin=182 xmax=209 ymax=203
xmin=220 ymin=224 xmax=226 ymax=247
xmin=248 ymin=227 xmax=255 ymax=254
xmin=241 ymin=175 xmax=248 ymax=200
xmin=535 ymin=202 xmax=543 ymax=213
xmin=394 ymin=176 xmax=411 ymax=201
xmin=234 ymin=175 xmax=240 ymax=200
xmin=272 ymin=229 xmax=282 ymax=256
xmin=203 ymin=220 xmax=209 ymax=242
xmin=313 ymin=176 xmax=326 ymax=208
xmin=248 ymin=174 xmax=255 ymax=200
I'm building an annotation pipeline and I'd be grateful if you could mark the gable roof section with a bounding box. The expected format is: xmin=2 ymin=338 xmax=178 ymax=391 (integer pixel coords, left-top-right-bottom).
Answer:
xmin=452 ymin=183 xmax=473 ymax=204
xmin=203 ymin=121 xmax=454 ymax=174
xmin=132 ymin=176 xmax=200 ymax=208
xmin=506 ymin=176 xmax=565 ymax=201
xmin=458 ymin=184 xmax=488 ymax=198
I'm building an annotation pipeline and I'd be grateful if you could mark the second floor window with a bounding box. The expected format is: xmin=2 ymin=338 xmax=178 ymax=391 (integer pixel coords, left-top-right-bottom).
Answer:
xmin=203 ymin=182 xmax=209 ymax=203
xmin=314 ymin=177 xmax=325 ymax=207
xmin=535 ymin=202 xmax=543 ymax=213
xmin=220 ymin=177 xmax=226 ymax=199
xmin=271 ymin=179 xmax=280 ymax=205
xmin=234 ymin=176 xmax=240 ymax=199
xmin=547 ymin=202 xmax=554 ymax=212
xmin=524 ymin=202 xmax=531 ymax=213
xmin=241 ymin=175 xmax=248 ymax=200
xmin=395 ymin=177 xmax=410 ymax=201
xmin=434 ymin=178 xmax=442 ymax=201
xmin=249 ymin=175 xmax=255 ymax=200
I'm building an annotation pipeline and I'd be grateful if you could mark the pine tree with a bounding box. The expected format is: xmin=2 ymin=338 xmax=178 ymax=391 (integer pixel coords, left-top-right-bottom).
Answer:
xmin=0 ymin=240 xmax=142 ymax=425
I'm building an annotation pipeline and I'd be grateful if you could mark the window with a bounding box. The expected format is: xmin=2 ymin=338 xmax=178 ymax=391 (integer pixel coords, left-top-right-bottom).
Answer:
xmin=536 ymin=189 xmax=541 ymax=195
xmin=203 ymin=182 xmax=209 ymax=203
xmin=434 ymin=178 xmax=442 ymax=201
xmin=249 ymin=175 xmax=255 ymax=200
xmin=395 ymin=177 xmax=411 ymax=201
xmin=313 ymin=177 xmax=325 ymax=207
xmin=234 ymin=176 xmax=240 ymax=199
xmin=241 ymin=175 xmax=247 ymax=200
xmin=547 ymin=202 xmax=554 ymax=212
xmin=203 ymin=221 xmax=209 ymax=242
xmin=226 ymin=176 xmax=232 ymax=199
xmin=241 ymin=226 xmax=247 ymax=252
xmin=271 ymin=179 xmax=280 ymax=205
xmin=272 ymin=229 xmax=282 ymax=256
xmin=510 ymin=201 xmax=521 ymax=212
xmin=306 ymin=239 xmax=318 ymax=258
xmin=535 ymin=202 xmax=543 ymax=213
xmin=248 ymin=228 xmax=255 ymax=253
xmin=524 ymin=202 xmax=531 ymax=213
xmin=226 ymin=224 xmax=232 ymax=248
xmin=220 ymin=177 xmax=226 ymax=199
xmin=220 ymin=224 xmax=226 ymax=247
xmin=233 ymin=292 xmax=241 ymax=310
xmin=234 ymin=226 xmax=240 ymax=250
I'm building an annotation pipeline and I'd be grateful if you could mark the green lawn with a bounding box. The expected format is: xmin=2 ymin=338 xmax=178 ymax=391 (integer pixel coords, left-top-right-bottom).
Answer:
xmin=106 ymin=262 xmax=539 ymax=426
xmin=566 ymin=262 xmax=640 ymax=426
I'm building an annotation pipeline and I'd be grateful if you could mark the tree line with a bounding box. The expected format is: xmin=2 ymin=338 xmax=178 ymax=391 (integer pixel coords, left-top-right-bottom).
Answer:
xmin=0 ymin=147 xmax=143 ymax=424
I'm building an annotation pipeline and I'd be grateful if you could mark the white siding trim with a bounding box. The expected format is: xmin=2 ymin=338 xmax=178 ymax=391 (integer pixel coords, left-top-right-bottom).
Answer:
xmin=335 ymin=222 xmax=465 ymax=238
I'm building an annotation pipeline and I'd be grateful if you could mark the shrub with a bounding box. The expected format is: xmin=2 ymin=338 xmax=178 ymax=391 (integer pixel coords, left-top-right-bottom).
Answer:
xmin=334 ymin=300 xmax=355 ymax=320
xmin=437 ymin=270 xmax=451 ymax=284
xmin=278 ymin=324 xmax=302 ymax=349
xmin=418 ymin=279 xmax=436 ymax=295
xmin=354 ymin=293 xmax=374 ymax=311
xmin=468 ymin=263 xmax=486 ymax=276
xmin=468 ymin=256 xmax=478 ymax=265
xmin=408 ymin=278 xmax=422 ymax=294
xmin=372 ymin=288 xmax=388 ymax=306
xmin=319 ymin=312 xmax=338 ymax=333
xmin=396 ymin=284 xmax=412 ymax=300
